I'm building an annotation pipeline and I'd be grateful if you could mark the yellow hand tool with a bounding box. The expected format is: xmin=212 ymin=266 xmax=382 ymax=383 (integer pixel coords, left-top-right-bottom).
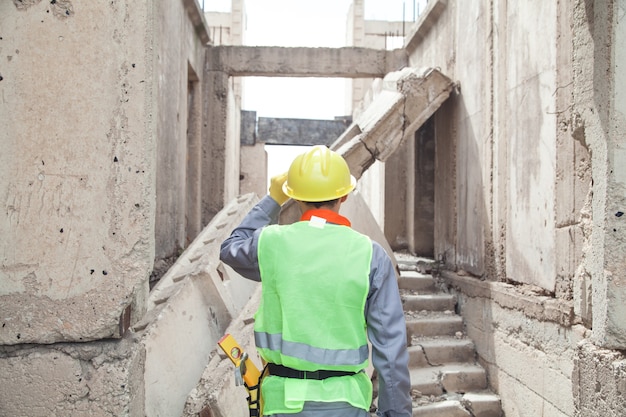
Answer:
xmin=218 ymin=334 xmax=264 ymax=417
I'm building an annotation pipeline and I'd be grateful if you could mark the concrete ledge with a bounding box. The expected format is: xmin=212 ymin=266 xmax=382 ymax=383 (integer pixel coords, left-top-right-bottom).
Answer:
xmin=440 ymin=270 xmax=576 ymax=326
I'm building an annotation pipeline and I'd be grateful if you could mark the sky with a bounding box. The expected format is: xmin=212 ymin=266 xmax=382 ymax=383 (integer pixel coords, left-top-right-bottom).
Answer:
xmin=204 ymin=0 xmax=425 ymax=119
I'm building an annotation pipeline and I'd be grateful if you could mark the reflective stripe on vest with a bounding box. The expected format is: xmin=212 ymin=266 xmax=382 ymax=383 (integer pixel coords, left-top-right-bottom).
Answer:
xmin=254 ymin=331 xmax=369 ymax=367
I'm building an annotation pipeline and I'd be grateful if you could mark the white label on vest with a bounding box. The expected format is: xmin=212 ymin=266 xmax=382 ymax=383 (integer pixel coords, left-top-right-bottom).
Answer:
xmin=309 ymin=215 xmax=327 ymax=229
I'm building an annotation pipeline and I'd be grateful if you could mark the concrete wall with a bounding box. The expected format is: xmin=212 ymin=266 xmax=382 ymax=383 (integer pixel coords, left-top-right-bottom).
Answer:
xmin=239 ymin=143 xmax=267 ymax=199
xmin=0 ymin=1 xmax=232 ymax=415
xmin=201 ymin=60 xmax=241 ymax=224
xmin=0 ymin=0 xmax=155 ymax=345
xmin=0 ymin=0 xmax=156 ymax=414
xmin=154 ymin=0 xmax=210 ymax=260
xmin=258 ymin=117 xmax=351 ymax=146
xmin=394 ymin=0 xmax=626 ymax=415
xmin=404 ymin=0 xmax=577 ymax=291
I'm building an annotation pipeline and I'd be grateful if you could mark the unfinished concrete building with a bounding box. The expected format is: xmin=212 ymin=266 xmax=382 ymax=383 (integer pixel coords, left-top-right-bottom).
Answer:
xmin=1 ymin=0 xmax=625 ymax=416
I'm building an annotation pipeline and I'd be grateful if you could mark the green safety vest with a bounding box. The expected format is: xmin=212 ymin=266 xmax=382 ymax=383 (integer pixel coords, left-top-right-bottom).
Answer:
xmin=256 ymin=219 xmax=373 ymax=415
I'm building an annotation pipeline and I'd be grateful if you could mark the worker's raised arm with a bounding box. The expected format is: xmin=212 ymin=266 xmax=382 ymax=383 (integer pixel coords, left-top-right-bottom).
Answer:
xmin=219 ymin=195 xmax=281 ymax=281
xmin=220 ymin=172 xmax=288 ymax=280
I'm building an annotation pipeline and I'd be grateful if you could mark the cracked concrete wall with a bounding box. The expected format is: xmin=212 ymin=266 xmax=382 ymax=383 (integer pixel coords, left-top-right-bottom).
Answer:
xmin=0 ymin=337 xmax=145 ymax=417
xmin=0 ymin=0 xmax=222 ymax=415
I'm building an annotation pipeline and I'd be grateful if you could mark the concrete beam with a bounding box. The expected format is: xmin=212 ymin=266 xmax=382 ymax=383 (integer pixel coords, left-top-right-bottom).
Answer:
xmin=183 ymin=286 xmax=261 ymax=417
xmin=207 ymin=45 xmax=408 ymax=78
xmin=258 ymin=117 xmax=352 ymax=147
xmin=329 ymin=68 xmax=455 ymax=175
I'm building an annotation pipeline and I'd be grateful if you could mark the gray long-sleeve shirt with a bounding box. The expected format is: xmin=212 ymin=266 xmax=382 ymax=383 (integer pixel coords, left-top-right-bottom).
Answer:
xmin=220 ymin=196 xmax=412 ymax=417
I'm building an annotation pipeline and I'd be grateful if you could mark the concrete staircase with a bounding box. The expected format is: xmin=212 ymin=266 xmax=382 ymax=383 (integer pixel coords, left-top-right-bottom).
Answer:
xmin=391 ymin=253 xmax=503 ymax=417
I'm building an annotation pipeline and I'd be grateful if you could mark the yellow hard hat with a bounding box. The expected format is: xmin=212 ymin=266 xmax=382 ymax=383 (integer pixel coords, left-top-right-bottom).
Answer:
xmin=282 ymin=145 xmax=356 ymax=202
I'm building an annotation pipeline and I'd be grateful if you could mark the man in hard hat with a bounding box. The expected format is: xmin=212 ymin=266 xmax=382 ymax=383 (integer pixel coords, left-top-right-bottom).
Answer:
xmin=220 ymin=145 xmax=412 ymax=417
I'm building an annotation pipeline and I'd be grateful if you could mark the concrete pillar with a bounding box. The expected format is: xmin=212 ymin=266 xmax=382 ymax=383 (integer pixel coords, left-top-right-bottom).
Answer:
xmin=186 ymin=67 xmax=204 ymax=243
xmin=385 ymin=140 xmax=410 ymax=250
xmin=413 ymin=118 xmax=435 ymax=256
xmin=231 ymin=0 xmax=245 ymax=105
xmin=552 ymin=0 xmax=591 ymax=322
xmin=202 ymin=60 xmax=237 ymax=224
xmin=434 ymin=99 xmax=457 ymax=267
xmin=348 ymin=0 xmax=372 ymax=117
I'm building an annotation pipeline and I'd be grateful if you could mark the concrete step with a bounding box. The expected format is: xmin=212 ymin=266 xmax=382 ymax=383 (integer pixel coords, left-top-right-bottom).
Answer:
xmin=408 ymin=337 xmax=476 ymax=366
xmin=402 ymin=293 xmax=456 ymax=312
xmin=411 ymin=392 xmax=502 ymax=417
xmin=392 ymin=252 xmax=503 ymax=417
xmin=396 ymin=254 xmax=439 ymax=275
xmin=406 ymin=312 xmax=464 ymax=338
xmin=398 ymin=270 xmax=437 ymax=293
xmin=412 ymin=399 xmax=472 ymax=417
xmin=461 ymin=392 xmax=503 ymax=417
xmin=410 ymin=363 xmax=487 ymax=396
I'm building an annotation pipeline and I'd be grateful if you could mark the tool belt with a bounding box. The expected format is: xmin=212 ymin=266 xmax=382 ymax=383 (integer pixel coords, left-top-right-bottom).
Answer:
xmin=267 ymin=363 xmax=357 ymax=380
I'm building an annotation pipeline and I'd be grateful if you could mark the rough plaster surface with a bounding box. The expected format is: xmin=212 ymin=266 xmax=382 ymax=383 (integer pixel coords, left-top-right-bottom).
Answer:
xmin=0 ymin=337 xmax=144 ymax=417
xmin=600 ymin=0 xmax=626 ymax=348
xmin=449 ymin=281 xmax=585 ymax=417
xmin=0 ymin=1 xmax=155 ymax=344
xmin=573 ymin=340 xmax=626 ymax=417
xmin=571 ymin=0 xmax=626 ymax=348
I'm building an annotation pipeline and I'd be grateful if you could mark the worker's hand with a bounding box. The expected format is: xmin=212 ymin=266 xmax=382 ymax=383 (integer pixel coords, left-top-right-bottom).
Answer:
xmin=269 ymin=172 xmax=289 ymax=205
